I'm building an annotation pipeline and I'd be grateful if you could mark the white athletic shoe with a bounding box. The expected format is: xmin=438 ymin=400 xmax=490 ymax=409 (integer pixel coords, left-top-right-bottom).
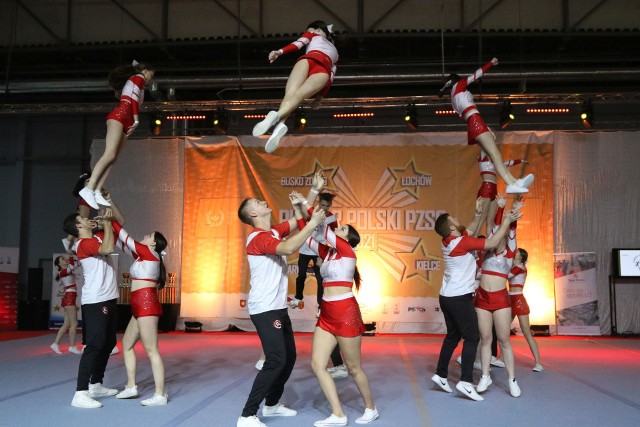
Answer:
xmin=455 ymin=355 xmax=482 ymax=371
xmin=50 ymin=343 xmax=62 ymax=354
xmin=328 ymin=364 xmax=349 ymax=378
xmin=71 ymin=390 xmax=102 ymax=408
xmin=237 ymin=415 xmax=267 ymax=427
xmin=262 ymin=403 xmax=297 ymax=417
xmin=490 ymin=356 xmax=505 ymax=368
xmin=265 ymin=123 xmax=288 ymax=153
xmin=509 ymin=378 xmax=522 ymax=397
xmin=110 ymin=346 xmax=119 ymax=355
xmin=255 ymin=359 xmax=265 ymax=370
xmin=533 ymin=364 xmax=544 ymax=372
xmin=68 ymin=345 xmax=82 ymax=354
xmin=355 ymin=407 xmax=379 ymax=424
xmin=518 ymin=173 xmax=535 ymax=188
xmin=116 ymin=385 xmax=138 ymax=399
xmin=477 ymin=375 xmax=492 ymax=393
xmin=79 ymin=187 xmax=99 ymax=210
xmin=505 ymin=183 xmax=529 ymax=194
xmin=141 ymin=393 xmax=168 ymax=406
xmin=88 ymin=383 xmax=117 ymax=398
xmin=252 ymin=111 xmax=279 ymax=137
xmin=431 ymin=374 xmax=452 ymax=393
xmin=94 ymin=189 xmax=111 ymax=206
xmin=314 ymin=413 xmax=348 ymax=427
xmin=455 ymin=381 xmax=484 ymax=401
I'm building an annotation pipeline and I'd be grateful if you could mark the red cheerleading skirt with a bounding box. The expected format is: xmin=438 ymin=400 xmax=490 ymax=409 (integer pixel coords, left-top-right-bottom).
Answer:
xmin=474 ymin=287 xmax=511 ymax=312
xmin=466 ymin=113 xmax=490 ymax=145
xmin=106 ymin=101 xmax=135 ymax=133
xmin=509 ymin=293 xmax=530 ymax=316
xmin=131 ymin=287 xmax=162 ymax=318
xmin=477 ymin=181 xmax=498 ymax=200
xmin=61 ymin=291 xmax=77 ymax=308
xmin=317 ymin=293 xmax=365 ymax=338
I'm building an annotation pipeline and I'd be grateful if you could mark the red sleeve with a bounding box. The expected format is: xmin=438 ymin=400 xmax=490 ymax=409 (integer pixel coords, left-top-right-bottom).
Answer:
xmin=247 ymin=231 xmax=281 ymax=256
xmin=76 ymin=237 xmax=101 ymax=259
xmin=480 ymin=60 xmax=494 ymax=74
xmin=296 ymin=218 xmax=307 ymax=231
xmin=272 ymin=221 xmax=291 ymax=239
xmin=280 ymin=32 xmax=315 ymax=54
xmin=130 ymin=75 xmax=146 ymax=115
xmin=449 ymin=236 xmax=486 ymax=256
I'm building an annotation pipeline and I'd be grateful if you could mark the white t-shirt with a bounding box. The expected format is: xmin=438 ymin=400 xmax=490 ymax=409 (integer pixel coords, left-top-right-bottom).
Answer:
xmin=73 ymin=232 xmax=118 ymax=305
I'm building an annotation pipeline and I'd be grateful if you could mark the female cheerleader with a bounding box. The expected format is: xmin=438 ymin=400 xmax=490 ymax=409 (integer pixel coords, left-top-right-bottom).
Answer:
xmin=290 ymin=193 xmax=378 ymax=426
xmin=112 ymin=221 xmax=168 ymax=406
xmin=79 ymin=62 xmax=155 ymax=209
xmin=440 ymin=58 xmax=533 ymax=194
xmin=253 ymin=21 xmax=338 ymax=153
xmin=50 ymin=255 xmax=82 ymax=354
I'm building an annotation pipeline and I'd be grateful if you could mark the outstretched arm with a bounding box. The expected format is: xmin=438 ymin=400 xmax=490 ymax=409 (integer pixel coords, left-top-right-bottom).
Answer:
xmin=466 ymin=197 xmax=484 ymax=237
xmin=466 ymin=57 xmax=498 ymax=86
xmin=276 ymin=208 xmax=326 ymax=256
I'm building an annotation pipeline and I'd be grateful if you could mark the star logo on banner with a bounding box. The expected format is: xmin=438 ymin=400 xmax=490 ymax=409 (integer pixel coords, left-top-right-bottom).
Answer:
xmin=388 ymin=157 xmax=432 ymax=198
xmin=53 ymin=305 xmax=61 ymax=312
xmin=304 ymin=159 xmax=338 ymax=193
xmin=396 ymin=240 xmax=442 ymax=284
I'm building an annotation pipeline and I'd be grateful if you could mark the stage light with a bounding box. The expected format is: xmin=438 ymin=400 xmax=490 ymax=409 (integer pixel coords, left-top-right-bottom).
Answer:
xmin=499 ymin=100 xmax=515 ymax=129
xmin=333 ymin=112 xmax=375 ymax=118
xmin=294 ymin=108 xmax=306 ymax=132
xmin=150 ymin=112 xmax=163 ymax=136
xmin=404 ymin=104 xmax=418 ymax=131
xmin=580 ymin=101 xmax=593 ymax=128
xmin=213 ymin=107 xmax=229 ymax=134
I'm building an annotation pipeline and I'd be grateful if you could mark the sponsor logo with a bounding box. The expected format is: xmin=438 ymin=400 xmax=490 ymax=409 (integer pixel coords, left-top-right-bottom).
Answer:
xmin=102 ymin=306 xmax=108 ymax=315
xmin=273 ymin=319 xmax=282 ymax=329
xmin=206 ymin=210 xmax=224 ymax=227
xmin=239 ymin=299 xmax=246 ymax=308
xmin=407 ymin=306 xmax=426 ymax=313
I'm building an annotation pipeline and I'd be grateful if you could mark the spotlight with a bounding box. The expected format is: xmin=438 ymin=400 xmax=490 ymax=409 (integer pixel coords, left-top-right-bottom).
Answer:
xmin=404 ymin=104 xmax=418 ymax=131
xmin=150 ymin=112 xmax=163 ymax=136
xmin=580 ymin=101 xmax=593 ymax=128
xmin=212 ymin=107 xmax=229 ymax=134
xmin=294 ymin=108 xmax=306 ymax=132
xmin=499 ymin=100 xmax=515 ymax=129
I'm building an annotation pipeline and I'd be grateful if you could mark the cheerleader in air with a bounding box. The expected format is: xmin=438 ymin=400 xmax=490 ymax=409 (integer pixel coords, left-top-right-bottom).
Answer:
xmin=79 ymin=61 xmax=155 ymax=209
xmin=253 ymin=20 xmax=338 ymax=153
xmin=440 ymin=58 xmax=534 ymax=194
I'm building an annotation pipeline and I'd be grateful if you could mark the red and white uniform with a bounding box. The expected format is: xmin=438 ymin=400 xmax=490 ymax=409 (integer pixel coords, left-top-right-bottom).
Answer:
xmin=106 ymin=74 xmax=146 ymax=133
xmin=449 ymin=60 xmax=494 ymax=144
xmin=304 ymin=223 xmax=364 ymax=337
xmin=440 ymin=231 xmax=487 ymax=297
xmin=72 ymin=232 xmax=118 ymax=305
xmin=280 ymin=32 xmax=338 ymax=97
xmin=59 ymin=257 xmax=78 ymax=307
xmin=245 ymin=221 xmax=291 ymax=315
xmin=113 ymin=222 xmax=162 ymax=318
xmin=477 ymin=150 xmax=523 ymax=199
xmin=299 ymin=207 xmax=337 ymax=256
xmin=508 ymin=263 xmax=530 ymax=316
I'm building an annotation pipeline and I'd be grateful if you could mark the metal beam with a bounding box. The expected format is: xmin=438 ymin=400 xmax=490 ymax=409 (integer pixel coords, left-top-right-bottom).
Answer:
xmin=366 ymin=0 xmax=408 ymax=32
xmin=310 ymin=0 xmax=355 ymax=33
xmin=465 ymin=0 xmax=507 ymax=31
xmin=109 ymin=0 xmax=163 ymax=40
xmin=15 ymin=0 xmax=62 ymax=43
xmin=569 ymin=0 xmax=609 ymax=31
xmin=208 ymin=0 xmax=258 ymax=36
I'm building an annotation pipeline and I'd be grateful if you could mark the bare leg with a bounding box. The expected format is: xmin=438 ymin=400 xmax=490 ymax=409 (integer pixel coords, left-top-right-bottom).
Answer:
xmin=518 ymin=314 xmax=541 ymax=365
xmin=476 ymin=132 xmax=517 ymax=185
xmin=121 ymin=316 xmax=140 ymax=388
xmin=276 ymin=61 xmax=329 ymax=123
xmin=138 ymin=315 xmax=164 ymax=396
xmin=337 ymin=334 xmax=375 ymax=409
xmin=66 ymin=306 xmax=78 ymax=346
xmin=476 ymin=197 xmax=491 ymax=236
xmin=53 ymin=310 xmax=70 ymax=345
xmin=96 ymin=132 xmax=128 ymax=191
xmin=476 ymin=308 xmax=494 ymax=376
xmin=87 ymin=120 xmax=125 ymax=190
xmin=311 ymin=327 xmax=344 ymax=417
xmin=493 ymin=307 xmax=516 ymax=379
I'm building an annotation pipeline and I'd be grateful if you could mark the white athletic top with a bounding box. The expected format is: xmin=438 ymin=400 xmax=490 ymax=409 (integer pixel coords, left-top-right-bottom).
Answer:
xmin=245 ymin=221 xmax=291 ymax=315
xmin=73 ymin=232 xmax=118 ymax=305
xmin=299 ymin=207 xmax=337 ymax=256
xmin=450 ymin=60 xmax=494 ymax=117
xmin=440 ymin=232 xmax=486 ymax=297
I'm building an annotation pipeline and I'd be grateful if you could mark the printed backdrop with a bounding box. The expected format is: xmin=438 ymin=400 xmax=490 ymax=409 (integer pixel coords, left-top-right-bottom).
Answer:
xmin=179 ymin=132 xmax=554 ymax=333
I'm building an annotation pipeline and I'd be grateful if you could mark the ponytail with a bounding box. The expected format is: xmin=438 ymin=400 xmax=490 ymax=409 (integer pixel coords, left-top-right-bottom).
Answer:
xmin=153 ymin=231 xmax=168 ymax=289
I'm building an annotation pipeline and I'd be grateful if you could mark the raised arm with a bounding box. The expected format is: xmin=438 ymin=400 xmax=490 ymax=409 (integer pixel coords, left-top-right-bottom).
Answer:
xmin=305 ymin=171 xmax=326 ymax=206
xmin=466 ymin=58 xmax=498 ymax=86
xmin=484 ymin=208 xmax=521 ymax=251
xmin=466 ymin=197 xmax=485 ymax=237
xmin=276 ymin=208 xmax=325 ymax=256
xmin=98 ymin=210 xmax=116 ymax=256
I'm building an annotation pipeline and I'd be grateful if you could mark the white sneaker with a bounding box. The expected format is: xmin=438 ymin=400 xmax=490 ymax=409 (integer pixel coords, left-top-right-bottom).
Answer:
xmin=328 ymin=364 xmax=349 ymax=378
xmin=94 ymin=189 xmax=111 ymax=206
xmin=255 ymin=359 xmax=265 ymax=370
xmin=88 ymin=383 xmax=118 ymax=398
xmin=509 ymin=378 xmax=521 ymax=397
xmin=116 ymin=385 xmax=138 ymax=399
xmin=141 ymin=393 xmax=168 ymax=406
xmin=533 ymin=364 xmax=544 ymax=372
xmin=456 ymin=355 xmax=482 ymax=370
xmin=50 ymin=343 xmax=62 ymax=354
xmin=517 ymin=173 xmax=535 ymax=189
xmin=505 ymin=183 xmax=529 ymax=194
xmin=314 ymin=413 xmax=348 ymax=427
xmin=252 ymin=111 xmax=279 ymax=137
xmin=110 ymin=346 xmax=119 ymax=355
xmin=355 ymin=407 xmax=379 ymax=424
xmin=288 ymin=297 xmax=302 ymax=309
xmin=262 ymin=403 xmax=297 ymax=417
xmin=431 ymin=374 xmax=452 ymax=393
xmin=68 ymin=346 xmax=82 ymax=354
xmin=79 ymin=187 xmax=99 ymax=210
xmin=490 ymin=356 xmax=505 ymax=368
xmin=71 ymin=390 xmax=102 ymax=408
xmin=455 ymin=381 xmax=484 ymax=401
xmin=237 ymin=415 xmax=267 ymax=427
xmin=265 ymin=123 xmax=288 ymax=153
xmin=477 ymin=375 xmax=492 ymax=393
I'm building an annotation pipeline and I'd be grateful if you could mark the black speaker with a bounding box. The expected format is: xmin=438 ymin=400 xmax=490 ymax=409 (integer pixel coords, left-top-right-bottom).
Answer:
xmin=18 ymin=300 xmax=50 ymax=330
xmin=27 ymin=268 xmax=44 ymax=301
